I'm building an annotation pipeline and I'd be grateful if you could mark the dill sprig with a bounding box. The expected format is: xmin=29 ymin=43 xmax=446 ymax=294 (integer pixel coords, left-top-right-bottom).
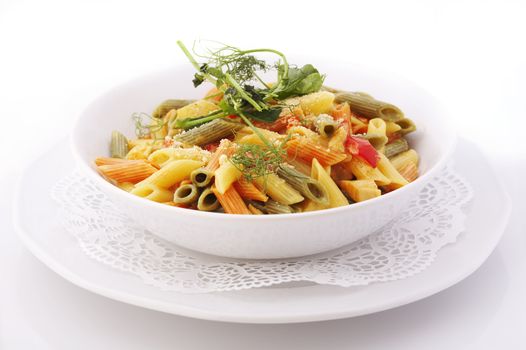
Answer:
xmin=231 ymin=142 xmax=286 ymax=182
xmin=132 ymin=112 xmax=165 ymax=139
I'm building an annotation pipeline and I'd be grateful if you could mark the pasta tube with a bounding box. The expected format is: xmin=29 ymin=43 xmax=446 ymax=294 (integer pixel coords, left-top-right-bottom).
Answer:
xmin=339 ymin=180 xmax=381 ymax=202
xmin=152 ymin=99 xmax=195 ymax=119
xmin=277 ymin=164 xmax=328 ymax=205
xmin=395 ymin=118 xmax=417 ymax=135
xmin=254 ymin=174 xmax=304 ymax=205
xmin=197 ymin=188 xmax=220 ymax=211
xmin=131 ymin=183 xmax=173 ymax=203
xmin=191 ymin=168 xmax=214 ymax=188
xmin=347 ymin=157 xmax=391 ymax=186
xmin=173 ymin=183 xmax=199 ymax=204
xmin=174 ymin=119 xmax=244 ymax=146
xmin=249 ymin=200 xmax=293 ymax=214
xmin=148 ymin=147 xmax=211 ymax=168
xmin=212 ymin=186 xmax=251 ymax=215
xmin=136 ymin=159 xmax=204 ymax=188
xmin=314 ymin=114 xmax=338 ymax=138
xmin=384 ymin=138 xmax=409 ymax=158
xmin=214 ymin=159 xmax=243 ymax=194
xmin=97 ymin=161 xmax=158 ymax=184
xmin=233 ymin=178 xmax=268 ymax=202
xmin=311 ymin=159 xmax=349 ymax=208
xmin=110 ymin=131 xmax=128 ymax=159
xmin=286 ymin=138 xmax=346 ymax=166
xmin=335 ymin=92 xmax=404 ymax=122
xmin=376 ymin=153 xmax=409 ymax=190
xmin=365 ymin=118 xmax=388 ymax=151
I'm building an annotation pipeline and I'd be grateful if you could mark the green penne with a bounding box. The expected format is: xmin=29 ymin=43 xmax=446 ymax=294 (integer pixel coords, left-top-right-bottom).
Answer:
xmin=152 ymin=99 xmax=196 ymax=119
xmin=395 ymin=118 xmax=417 ymax=135
xmin=110 ymin=130 xmax=128 ymax=159
xmin=277 ymin=164 xmax=329 ymax=205
xmin=174 ymin=119 xmax=244 ymax=146
xmin=335 ymin=92 xmax=404 ymax=122
xmin=385 ymin=138 xmax=409 ymax=158
xmin=314 ymin=114 xmax=338 ymax=138
xmin=249 ymin=200 xmax=294 ymax=214
xmin=191 ymin=168 xmax=214 ymax=188
xmin=173 ymin=183 xmax=199 ymax=204
xmin=197 ymin=187 xmax=220 ymax=211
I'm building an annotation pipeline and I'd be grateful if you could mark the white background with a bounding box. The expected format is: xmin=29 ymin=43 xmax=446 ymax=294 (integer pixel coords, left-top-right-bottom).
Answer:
xmin=1 ymin=0 xmax=525 ymax=348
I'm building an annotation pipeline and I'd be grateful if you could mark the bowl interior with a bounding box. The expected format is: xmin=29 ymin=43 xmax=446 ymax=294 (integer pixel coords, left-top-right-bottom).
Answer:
xmin=73 ymin=61 xmax=454 ymax=198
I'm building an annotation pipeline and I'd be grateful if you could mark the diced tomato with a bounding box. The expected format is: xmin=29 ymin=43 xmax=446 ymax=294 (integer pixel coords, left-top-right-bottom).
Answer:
xmin=203 ymin=142 xmax=220 ymax=152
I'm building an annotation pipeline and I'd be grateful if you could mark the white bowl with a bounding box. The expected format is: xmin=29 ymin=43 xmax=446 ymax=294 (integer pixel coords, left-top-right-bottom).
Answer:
xmin=72 ymin=62 xmax=455 ymax=259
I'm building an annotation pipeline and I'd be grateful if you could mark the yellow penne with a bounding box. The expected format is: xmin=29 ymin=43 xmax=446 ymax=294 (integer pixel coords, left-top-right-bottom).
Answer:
xmin=376 ymin=153 xmax=409 ymax=189
xmin=300 ymin=199 xmax=328 ymax=212
xmin=136 ymin=159 xmax=204 ymax=188
xmin=212 ymin=186 xmax=251 ymax=214
xmin=286 ymin=138 xmax=346 ymax=166
xmin=286 ymin=158 xmax=312 ymax=176
xmin=328 ymin=126 xmax=347 ymax=153
xmin=347 ymin=157 xmax=391 ymax=186
xmin=233 ymin=178 xmax=269 ymax=202
xmin=117 ymin=182 xmax=135 ymax=192
xmin=97 ymin=162 xmax=158 ymax=184
xmin=148 ymin=147 xmax=211 ymax=168
xmin=311 ymin=159 xmax=349 ymax=208
xmin=214 ymin=159 xmax=243 ymax=194
xmin=389 ymin=149 xmax=420 ymax=169
xmin=366 ymin=118 xmax=388 ymax=151
xmin=339 ymin=180 xmax=381 ymax=202
xmin=254 ymin=174 xmax=304 ymax=205
xmin=175 ymin=99 xmax=220 ymax=121
xmin=131 ymin=183 xmax=174 ymax=203
xmin=299 ymin=91 xmax=335 ymax=115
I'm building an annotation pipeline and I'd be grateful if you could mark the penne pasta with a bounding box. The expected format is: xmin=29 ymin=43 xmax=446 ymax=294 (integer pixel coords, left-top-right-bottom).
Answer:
xmin=365 ymin=118 xmax=388 ymax=151
xmin=136 ymin=159 xmax=204 ymax=188
xmin=214 ymin=158 xmax=243 ymax=194
xmin=233 ymin=178 xmax=269 ymax=202
xmin=311 ymin=159 xmax=349 ymax=208
xmin=376 ymin=153 xmax=409 ymax=190
xmin=254 ymin=173 xmax=304 ymax=205
xmin=347 ymin=157 xmax=391 ymax=186
xmin=335 ymin=92 xmax=404 ymax=122
xmin=131 ymin=183 xmax=174 ymax=202
xmin=174 ymin=119 xmax=244 ymax=146
xmin=339 ymin=180 xmax=381 ymax=202
xmin=148 ymin=147 xmax=211 ymax=168
xmin=286 ymin=138 xmax=346 ymax=166
xmin=95 ymin=157 xmax=144 ymax=166
xmin=212 ymin=185 xmax=251 ymax=215
xmin=98 ymin=161 xmax=158 ymax=184
xmin=197 ymin=187 xmax=220 ymax=211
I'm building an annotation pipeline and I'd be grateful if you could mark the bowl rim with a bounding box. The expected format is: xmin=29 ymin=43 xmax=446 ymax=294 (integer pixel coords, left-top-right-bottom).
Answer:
xmin=71 ymin=65 xmax=457 ymax=222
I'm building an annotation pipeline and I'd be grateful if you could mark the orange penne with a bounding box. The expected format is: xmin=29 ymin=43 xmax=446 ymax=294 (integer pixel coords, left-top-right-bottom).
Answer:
xmin=233 ymin=178 xmax=268 ymax=202
xmin=94 ymin=157 xmax=145 ymax=166
xmin=331 ymin=102 xmax=351 ymax=121
xmin=204 ymin=139 xmax=233 ymax=172
xmin=286 ymin=138 xmax=346 ymax=166
xmin=212 ymin=185 xmax=251 ymax=214
xmin=98 ymin=162 xmax=158 ymax=184
xmin=397 ymin=161 xmax=419 ymax=182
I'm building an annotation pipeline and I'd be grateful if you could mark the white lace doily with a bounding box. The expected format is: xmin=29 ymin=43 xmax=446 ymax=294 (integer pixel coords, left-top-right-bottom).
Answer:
xmin=50 ymin=164 xmax=472 ymax=293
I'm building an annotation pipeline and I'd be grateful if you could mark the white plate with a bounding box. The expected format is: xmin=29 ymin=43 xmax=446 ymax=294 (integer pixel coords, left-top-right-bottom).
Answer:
xmin=13 ymin=138 xmax=511 ymax=324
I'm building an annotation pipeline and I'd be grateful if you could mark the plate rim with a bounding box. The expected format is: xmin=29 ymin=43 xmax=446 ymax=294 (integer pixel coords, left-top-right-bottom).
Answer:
xmin=12 ymin=140 xmax=513 ymax=324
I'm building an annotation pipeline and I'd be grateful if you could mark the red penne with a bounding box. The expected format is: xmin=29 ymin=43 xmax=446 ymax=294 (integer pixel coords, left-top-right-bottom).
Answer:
xmin=97 ymin=162 xmax=158 ymax=184
xmin=286 ymin=138 xmax=346 ymax=166
xmin=212 ymin=185 xmax=251 ymax=214
xmin=233 ymin=178 xmax=268 ymax=202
